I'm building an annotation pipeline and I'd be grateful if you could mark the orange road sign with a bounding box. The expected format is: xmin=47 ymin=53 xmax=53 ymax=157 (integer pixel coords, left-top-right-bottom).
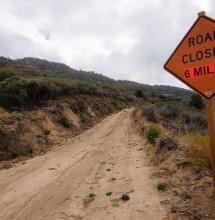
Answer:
xmin=164 ymin=12 xmax=215 ymax=196
xmin=164 ymin=13 xmax=215 ymax=99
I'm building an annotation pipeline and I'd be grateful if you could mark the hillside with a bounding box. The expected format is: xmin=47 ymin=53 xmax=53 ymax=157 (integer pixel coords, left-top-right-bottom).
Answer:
xmin=0 ymin=56 xmax=192 ymax=100
xmin=0 ymin=55 xmax=194 ymax=165
xmin=0 ymin=56 xmax=115 ymax=84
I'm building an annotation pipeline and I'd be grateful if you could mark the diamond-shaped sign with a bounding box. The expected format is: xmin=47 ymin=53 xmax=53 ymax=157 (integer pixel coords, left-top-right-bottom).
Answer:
xmin=164 ymin=14 xmax=215 ymax=99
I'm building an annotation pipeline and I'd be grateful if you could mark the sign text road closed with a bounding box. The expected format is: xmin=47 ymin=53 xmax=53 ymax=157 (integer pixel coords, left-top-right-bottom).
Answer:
xmin=164 ymin=15 xmax=215 ymax=99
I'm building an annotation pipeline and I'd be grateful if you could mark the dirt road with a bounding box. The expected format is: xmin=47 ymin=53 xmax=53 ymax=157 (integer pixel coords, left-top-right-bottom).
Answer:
xmin=0 ymin=109 xmax=168 ymax=220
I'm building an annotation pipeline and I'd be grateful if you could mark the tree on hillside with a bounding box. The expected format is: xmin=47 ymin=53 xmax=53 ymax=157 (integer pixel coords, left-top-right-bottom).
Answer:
xmin=135 ymin=89 xmax=144 ymax=98
xmin=189 ymin=93 xmax=204 ymax=109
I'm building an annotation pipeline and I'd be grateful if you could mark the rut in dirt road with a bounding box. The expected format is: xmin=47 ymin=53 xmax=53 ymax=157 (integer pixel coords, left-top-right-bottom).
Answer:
xmin=0 ymin=109 xmax=168 ymax=220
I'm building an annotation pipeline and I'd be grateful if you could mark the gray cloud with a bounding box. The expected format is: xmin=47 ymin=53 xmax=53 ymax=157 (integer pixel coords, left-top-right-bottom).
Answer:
xmin=0 ymin=0 xmax=214 ymax=88
xmin=38 ymin=26 xmax=51 ymax=40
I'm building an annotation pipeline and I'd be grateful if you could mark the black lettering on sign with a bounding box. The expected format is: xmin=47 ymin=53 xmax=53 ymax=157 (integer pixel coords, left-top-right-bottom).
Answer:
xmin=205 ymin=32 xmax=213 ymax=43
xmin=196 ymin=51 xmax=203 ymax=60
xmin=182 ymin=47 xmax=215 ymax=64
xmin=203 ymin=66 xmax=207 ymax=75
xmin=189 ymin=53 xmax=196 ymax=62
xmin=188 ymin=38 xmax=195 ymax=47
xmin=184 ymin=63 xmax=215 ymax=80
xmin=207 ymin=65 xmax=214 ymax=74
xmin=184 ymin=69 xmax=190 ymax=78
xmin=182 ymin=55 xmax=188 ymax=63
xmin=188 ymin=31 xmax=215 ymax=47
xmin=196 ymin=35 xmax=204 ymax=44
xmin=205 ymin=48 xmax=212 ymax=58
xmin=194 ymin=67 xmax=202 ymax=77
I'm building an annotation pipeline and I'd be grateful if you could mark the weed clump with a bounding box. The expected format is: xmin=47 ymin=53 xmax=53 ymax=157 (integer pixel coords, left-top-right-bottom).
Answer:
xmin=170 ymin=205 xmax=177 ymax=213
xmin=146 ymin=125 xmax=161 ymax=144
xmin=10 ymin=111 xmax=22 ymax=120
xmin=83 ymin=193 xmax=96 ymax=208
xmin=89 ymin=193 xmax=96 ymax=198
xmin=0 ymin=132 xmax=32 ymax=160
xmin=106 ymin=192 xmax=112 ymax=196
xmin=157 ymin=183 xmax=167 ymax=191
xmin=59 ymin=114 xmax=71 ymax=128
xmin=120 ymin=194 xmax=130 ymax=201
xmin=78 ymin=99 xmax=88 ymax=113
xmin=43 ymin=128 xmax=51 ymax=135
xmin=155 ymin=136 xmax=179 ymax=153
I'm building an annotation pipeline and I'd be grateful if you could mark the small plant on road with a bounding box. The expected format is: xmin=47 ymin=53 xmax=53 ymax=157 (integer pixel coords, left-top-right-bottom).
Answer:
xmin=170 ymin=205 xmax=177 ymax=213
xmin=120 ymin=194 xmax=130 ymax=201
xmin=89 ymin=193 xmax=96 ymax=198
xmin=106 ymin=192 xmax=112 ymax=196
xmin=146 ymin=125 xmax=161 ymax=144
xmin=83 ymin=193 xmax=96 ymax=208
xmin=157 ymin=183 xmax=167 ymax=191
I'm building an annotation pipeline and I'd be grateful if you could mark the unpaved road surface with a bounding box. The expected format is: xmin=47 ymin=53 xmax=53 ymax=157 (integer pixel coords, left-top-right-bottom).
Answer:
xmin=0 ymin=109 xmax=168 ymax=220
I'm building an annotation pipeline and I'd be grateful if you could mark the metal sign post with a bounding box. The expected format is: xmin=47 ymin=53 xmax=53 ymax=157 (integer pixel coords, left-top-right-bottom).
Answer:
xmin=206 ymin=98 xmax=215 ymax=190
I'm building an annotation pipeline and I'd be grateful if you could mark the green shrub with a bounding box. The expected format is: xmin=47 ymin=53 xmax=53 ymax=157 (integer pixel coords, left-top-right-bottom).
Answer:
xmin=146 ymin=125 xmax=161 ymax=144
xmin=157 ymin=183 xmax=167 ymax=191
xmin=0 ymin=134 xmax=32 ymax=160
xmin=0 ymin=70 xmax=14 ymax=81
xmin=120 ymin=194 xmax=130 ymax=201
xmin=89 ymin=193 xmax=96 ymax=198
xmin=78 ymin=99 xmax=88 ymax=113
xmin=83 ymin=192 xmax=96 ymax=208
xmin=59 ymin=114 xmax=71 ymax=128
xmin=170 ymin=206 xmax=177 ymax=213
xmin=10 ymin=111 xmax=22 ymax=120
xmin=189 ymin=93 xmax=204 ymax=109
xmin=43 ymin=128 xmax=51 ymax=135
xmin=102 ymin=85 xmax=120 ymax=97
xmin=135 ymin=89 xmax=144 ymax=98
xmin=106 ymin=192 xmax=112 ymax=196
xmin=112 ymin=100 xmax=117 ymax=107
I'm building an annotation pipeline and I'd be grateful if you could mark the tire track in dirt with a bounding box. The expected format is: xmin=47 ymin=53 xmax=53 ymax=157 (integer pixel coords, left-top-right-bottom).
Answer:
xmin=0 ymin=109 xmax=168 ymax=220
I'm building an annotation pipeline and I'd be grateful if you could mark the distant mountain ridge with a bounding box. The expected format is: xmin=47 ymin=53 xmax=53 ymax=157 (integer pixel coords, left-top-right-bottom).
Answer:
xmin=0 ymin=56 xmax=192 ymax=99
xmin=0 ymin=56 xmax=72 ymax=73
xmin=0 ymin=56 xmax=114 ymax=84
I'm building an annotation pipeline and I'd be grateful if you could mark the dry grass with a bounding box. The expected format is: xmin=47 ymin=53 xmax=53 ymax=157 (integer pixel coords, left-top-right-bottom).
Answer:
xmin=187 ymin=133 xmax=211 ymax=168
xmin=156 ymin=123 xmax=171 ymax=137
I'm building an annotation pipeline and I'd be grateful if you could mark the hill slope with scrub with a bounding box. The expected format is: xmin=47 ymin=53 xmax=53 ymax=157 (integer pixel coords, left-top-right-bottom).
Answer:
xmin=0 ymin=56 xmax=193 ymax=166
xmin=132 ymin=96 xmax=215 ymax=219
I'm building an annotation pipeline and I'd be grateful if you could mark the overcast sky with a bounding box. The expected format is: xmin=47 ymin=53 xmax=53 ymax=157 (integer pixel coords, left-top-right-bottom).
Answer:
xmin=0 ymin=0 xmax=214 ymax=88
